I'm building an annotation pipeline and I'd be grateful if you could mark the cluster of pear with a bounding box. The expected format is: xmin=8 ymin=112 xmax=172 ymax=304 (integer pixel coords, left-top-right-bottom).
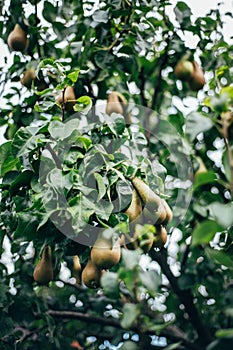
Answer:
xmin=174 ymin=59 xmax=205 ymax=91
xmin=7 ymin=23 xmax=29 ymax=52
xmin=74 ymin=235 xmax=121 ymax=289
xmin=121 ymin=177 xmax=173 ymax=252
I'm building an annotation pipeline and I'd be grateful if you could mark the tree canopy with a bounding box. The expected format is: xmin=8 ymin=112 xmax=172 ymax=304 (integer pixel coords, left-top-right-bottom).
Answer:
xmin=0 ymin=1 xmax=233 ymax=350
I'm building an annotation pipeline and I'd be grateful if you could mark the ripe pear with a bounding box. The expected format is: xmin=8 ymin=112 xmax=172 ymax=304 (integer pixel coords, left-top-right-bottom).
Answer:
xmin=153 ymin=226 xmax=168 ymax=248
xmin=73 ymin=255 xmax=82 ymax=284
xmin=174 ymin=60 xmax=194 ymax=81
xmin=91 ymin=237 xmax=121 ymax=269
xmin=126 ymin=229 xmax=154 ymax=253
xmin=81 ymin=260 xmax=102 ymax=289
xmin=57 ymin=86 xmax=76 ymax=111
xmin=7 ymin=24 xmax=29 ymax=52
xmin=106 ymin=91 xmax=124 ymax=115
xmin=131 ymin=177 xmax=167 ymax=224
xmin=161 ymin=199 xmax=173 ymax=225
xmin=33 ymin=245 xmax=54 ymax=285
xmin=188 ymin=61 xmax=205 ymax=91
xmin=21 ymin=67 xmax=36 ymax=89
xmin=125 ymin=189 xmax=143 ymax=223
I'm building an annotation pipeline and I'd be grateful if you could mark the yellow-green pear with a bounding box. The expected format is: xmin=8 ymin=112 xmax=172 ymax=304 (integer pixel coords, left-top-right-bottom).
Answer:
xmin=81 ymin=260 xmax=102 ymax=289
xmin=57 ymin=86 xmax=76 ymax=111
xmin=73 ymin=255 xmax=82 ymax=284
xmin=33 ymin=245 xmax=54 ymax=285
xmin=7 ymin=24 xmax=29 ymax=52
xmin=91 ymin=237 xmax=121 ymax=269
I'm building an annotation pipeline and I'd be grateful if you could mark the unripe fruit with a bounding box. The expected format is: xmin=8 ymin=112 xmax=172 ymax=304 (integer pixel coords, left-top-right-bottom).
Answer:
xmin=20 ymin=68 xmax=36 ymax=89
xmin=7 ymin=24 xmax=29 ymax=52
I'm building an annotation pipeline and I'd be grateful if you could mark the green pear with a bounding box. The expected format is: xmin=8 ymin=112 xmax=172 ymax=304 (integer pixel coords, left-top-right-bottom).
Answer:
xmin=33 ymin=245 xmax=53 ymax=285
xmin=7 ymin=24 xmax=29 ymax=52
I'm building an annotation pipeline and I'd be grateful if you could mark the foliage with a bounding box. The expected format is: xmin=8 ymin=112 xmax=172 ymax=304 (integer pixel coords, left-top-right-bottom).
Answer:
xmin=0 ymin=1 xmax=233 ymax=350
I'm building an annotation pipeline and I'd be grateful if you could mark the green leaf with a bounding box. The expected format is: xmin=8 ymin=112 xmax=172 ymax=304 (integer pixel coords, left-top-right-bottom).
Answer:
xmin=191 ymin=220 xmax=224 ymax=246
xmin=101 ymin=271 xmax=119 ymax=298
xmin=42 ymin=1 xmax=57 ymax=23
xmin=121 ymin=248 xmax=141 ymax=270
xmin=139 ymin=270 xmax=161 ymax=294
xmin=73 ymin=96 xmax=93 ymax=114
xmin=193 ymin=171 xmax=217 ymax=190
xmin=120 ymin=303 xmax=140 ymax=329
xmin=215 ymin=328 xmax=233 ymax=338
xmin=67 ymin=69 xmax=80 ymax=83
xmin=14 ymin=212 xmax=39 ymax=240
xmin=206 ymin=248 xmax=233 ymax=268
xmin=94 ymin=172 xmax=106 ymax=201
xmin=207 ymin=202 xmax=233 ymax=228
xmin=12 ymin=127 xmax=47 ymax=157
xmin=186 ymin=112 xmax=213 ymax=141
xmin=0 ymin=142 xmax=19 ymax=176
xmin=48 ymin=119 xmax=80 ymax=140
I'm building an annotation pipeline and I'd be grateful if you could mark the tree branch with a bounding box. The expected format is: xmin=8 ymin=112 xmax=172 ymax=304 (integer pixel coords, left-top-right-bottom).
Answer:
xmin=149 ymin=248 xmax=213 ymax=346
xmin=46 ymin=309 xmax=200 ymax=350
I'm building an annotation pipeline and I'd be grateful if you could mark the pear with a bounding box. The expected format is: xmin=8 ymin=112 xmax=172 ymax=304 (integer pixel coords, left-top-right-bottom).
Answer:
xmin=57 ymin=86 xmax=76 ymax=111
xmin=81 ymin=260 xmax=102 ymax=289
xmin=153 ymin=226 xmax=168 ymax=248
xmin=91 ymin=237 xmax=121 ymax=269
xmin=174 ymin=60 xmax=194 ymax=81
xmin=188 ymin=61 xmax=205 ymax=91
xmin=161 ymin=199 xmax=173 ymax=225
xmin=7 ymin=24 xmax=29 ymax=52
xmin=194 ymin=156 xmax=207 ymax=178
xmin=131 ymin=177 xmax=166 ymax=224
xmin=21 ymin=67 xmax=36 ymax=89
xmin=126 ymin=229 xmax=154 ymax=253
xmin=106 ymin=91 xmax=124 ymax=115
xmin=33 ymin=245 xmax=54 ymax=285
xmin=125 ymin=189 xmax=143 ymax=223
xmin=106 ymin=91 xmax=131 ymax=124
xmin=73 ymin=255 xmax=82 ymax=284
